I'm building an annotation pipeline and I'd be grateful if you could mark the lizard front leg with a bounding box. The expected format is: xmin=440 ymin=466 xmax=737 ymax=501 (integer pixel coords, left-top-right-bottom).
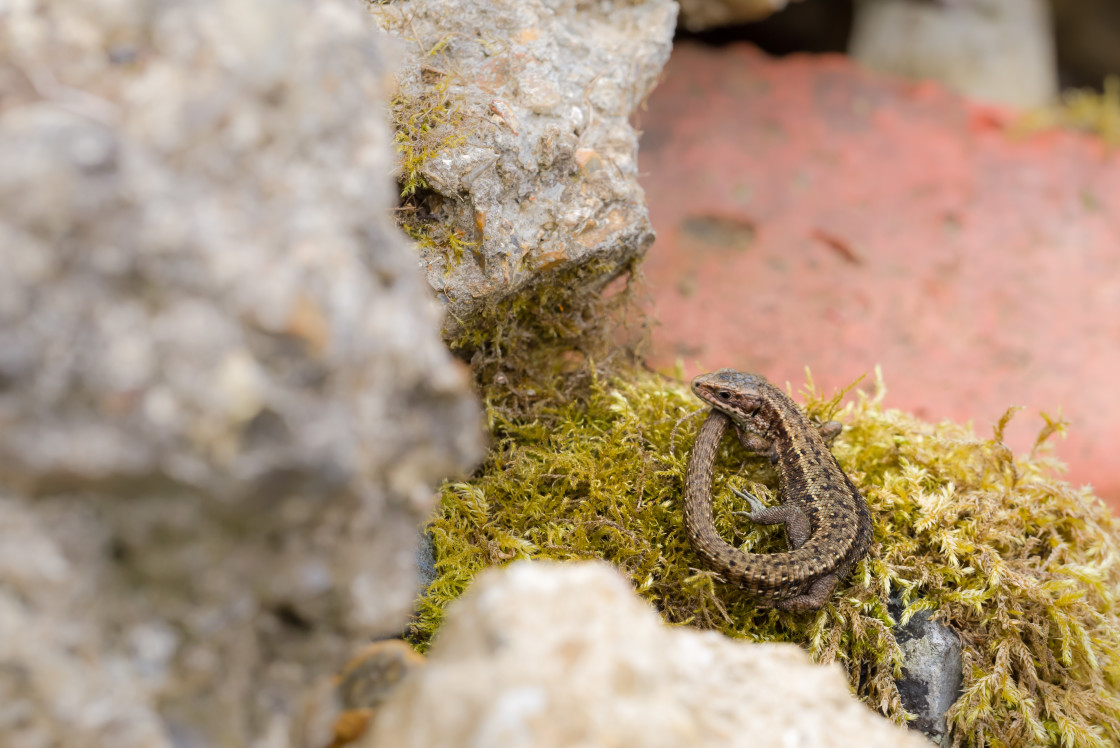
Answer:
xmin=736 ymin=421 xmax=841 ymax=459
xmin=733 ymin=428 xmax=780 ymax=464
xmin=731 ymin=486 xmax=811 ymax=549
xmin=817 ymin=420 xmax=842 ymax=446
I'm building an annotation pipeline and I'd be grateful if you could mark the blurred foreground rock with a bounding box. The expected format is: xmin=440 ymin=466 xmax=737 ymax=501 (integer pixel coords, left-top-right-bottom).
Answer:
xmin=376 ymin=0 xmax=675 ymax=338
xmin=368 ymin=562 xmax=931 ymax=748
xmin=0 ymin=0 xmax=482 ymax=745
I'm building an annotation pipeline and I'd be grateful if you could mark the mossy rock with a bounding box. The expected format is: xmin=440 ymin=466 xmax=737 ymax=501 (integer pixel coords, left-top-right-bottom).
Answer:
xmin=415 ymin=368 xmax=1120 ymax=747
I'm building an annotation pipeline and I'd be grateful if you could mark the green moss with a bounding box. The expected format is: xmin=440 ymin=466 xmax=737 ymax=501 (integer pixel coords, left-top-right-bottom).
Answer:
xmin=390 ymin=83 xmax=469 ymax=201
xmin=414 ymin=368 xmax=1120 ymax=747
xmin=444 ymin=257 xmax=643 ymax=421
xmin=400 ymin=218 xmax=477 ymax=269
xmin=388 ymin=75 xmax=478 ymax=268
xmin=1018 ymin=76 xmax=1120 ymax=146
xmin=371 ymin=3 xmax=481 ymax=264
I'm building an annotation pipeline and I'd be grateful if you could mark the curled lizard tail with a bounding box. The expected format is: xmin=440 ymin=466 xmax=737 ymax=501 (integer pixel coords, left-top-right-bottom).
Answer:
xmin=683 ymin=410 xmax=853 ymax=602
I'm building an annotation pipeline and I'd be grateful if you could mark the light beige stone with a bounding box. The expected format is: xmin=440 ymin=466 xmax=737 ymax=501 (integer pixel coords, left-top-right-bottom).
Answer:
xmin=850 ymin=0 xmax=1057 ymax=109
xmin=368 ymin=561 xmax=932 ymax=748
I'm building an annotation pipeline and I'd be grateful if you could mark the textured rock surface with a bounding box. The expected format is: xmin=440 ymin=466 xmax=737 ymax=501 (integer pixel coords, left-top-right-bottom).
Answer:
xmin=677 ymin=0 xmax=805 ymax=32
xmin=850 ymin=0 xmax=1057 ymax=109
xmin=890 ymin=598 xmax=963 ymax=745
xmin=376 ymin=0 xmax=675 ymax=335
xmin=368 ymin=562 xmax=932 ymax=748
xmin=0 ymin=0 xmax=483 ymax=745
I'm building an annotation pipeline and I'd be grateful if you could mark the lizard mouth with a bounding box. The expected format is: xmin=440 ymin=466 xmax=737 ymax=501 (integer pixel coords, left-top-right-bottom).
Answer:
xmin=690 ymin=370 xmax=763 ymax=415
xmin=693 ymin=383 xmax=735 ymax=409
xmin=689 ymin=379 xmax=717 ymax=402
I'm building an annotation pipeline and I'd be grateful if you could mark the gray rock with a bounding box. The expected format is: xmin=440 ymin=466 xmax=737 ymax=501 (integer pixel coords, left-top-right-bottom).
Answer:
xmin=376 ymin=0 xmax=676 ymax=336
xmin=0 ymin=0 xmax=483 ymax=745
xmin=368 ymin=561 xmax=934 ymax=748
xmin=416 ymin=529 xmax=439 ymax=591
xmin=889 ymin=597 xmax=963 ymax=745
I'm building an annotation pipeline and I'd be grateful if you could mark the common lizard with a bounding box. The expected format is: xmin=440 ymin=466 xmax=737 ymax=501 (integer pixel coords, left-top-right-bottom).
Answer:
xmin=684 ymin=369 xmax=872 ymax=611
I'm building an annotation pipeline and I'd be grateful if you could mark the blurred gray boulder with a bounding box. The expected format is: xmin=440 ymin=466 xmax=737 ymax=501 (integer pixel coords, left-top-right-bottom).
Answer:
xmin=0 ymin=0 xmax=483 ymax=745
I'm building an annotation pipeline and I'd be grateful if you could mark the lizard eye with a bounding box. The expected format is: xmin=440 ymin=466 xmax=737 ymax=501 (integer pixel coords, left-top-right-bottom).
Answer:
xmin=717 ymin=390 xmax=731 ymax=401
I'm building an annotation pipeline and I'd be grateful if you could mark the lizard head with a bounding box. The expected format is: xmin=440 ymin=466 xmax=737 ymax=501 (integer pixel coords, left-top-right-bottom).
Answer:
xmin=691 ymin=369 xmax=766 ymax=424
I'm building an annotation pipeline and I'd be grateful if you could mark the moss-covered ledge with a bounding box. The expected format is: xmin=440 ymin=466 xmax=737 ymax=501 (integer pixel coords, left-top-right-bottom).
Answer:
xmin=413 ymin=368 xmax=1120 ymax=747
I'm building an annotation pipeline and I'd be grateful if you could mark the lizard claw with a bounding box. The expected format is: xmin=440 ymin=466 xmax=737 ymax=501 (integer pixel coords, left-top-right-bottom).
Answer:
xmin=731 ymin=486 xmax=768 ymax=516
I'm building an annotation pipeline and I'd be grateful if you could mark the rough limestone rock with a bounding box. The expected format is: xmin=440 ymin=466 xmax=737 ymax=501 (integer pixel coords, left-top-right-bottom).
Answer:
xmin=368 ymin=562 xmax=932 ymax=748
xmin=377 ymin=0 xmax=676 ymax=335
xmin=0 ymin=1 xmax=482 ymax=746
xmin=677 ymin=0 xmax=806 ymax=32
xmin=850 ymin=0 xmax=1057 ymax=109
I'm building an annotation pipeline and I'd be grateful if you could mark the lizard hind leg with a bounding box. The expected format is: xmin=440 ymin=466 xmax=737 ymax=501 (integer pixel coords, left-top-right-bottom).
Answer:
xmin=776 ymin=574 xmax=839 ymax=612
xmin=731 ymin=487 xmax=812 ymax=548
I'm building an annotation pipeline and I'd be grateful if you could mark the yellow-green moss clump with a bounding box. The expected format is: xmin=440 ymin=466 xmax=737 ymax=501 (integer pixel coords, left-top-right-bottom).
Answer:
xmin=414 ymin=369 xmax=1120 ymax=748
xmin=1019 ymin=76 xmax=1120 ymax=146
xmin=444 ymin=257 xmax=642 ymax=423
xmin=371 ymin=3 xmax=483 ymax=269
xmin=389 ymin=74 xmax=480 ymax=269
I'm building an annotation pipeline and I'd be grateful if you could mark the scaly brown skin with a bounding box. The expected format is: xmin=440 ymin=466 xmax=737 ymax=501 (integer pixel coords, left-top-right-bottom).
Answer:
xmin=684 ymin=369 xmax=872 ymax=612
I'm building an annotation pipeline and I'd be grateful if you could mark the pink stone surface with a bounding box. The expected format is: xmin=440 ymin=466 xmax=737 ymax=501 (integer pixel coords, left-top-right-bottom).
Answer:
xmin=638 ymin=42 xmax=1120 ymax=507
